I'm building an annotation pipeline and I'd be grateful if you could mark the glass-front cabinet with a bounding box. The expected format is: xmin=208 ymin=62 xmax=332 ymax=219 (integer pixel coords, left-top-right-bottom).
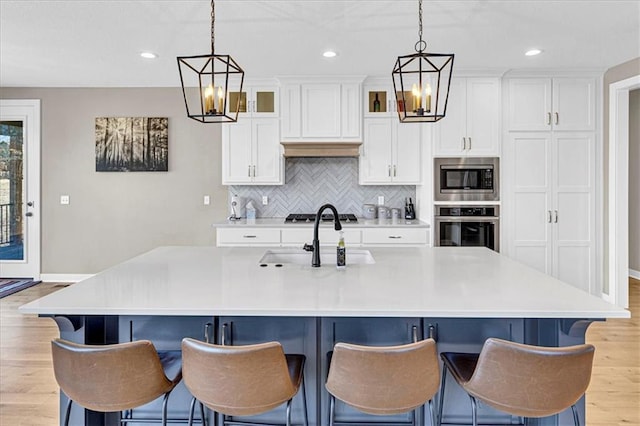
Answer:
xmin=227 ymin=86 xmax=279 ymax=118
xmin=364 ymin=86 xmax=414 ymax=118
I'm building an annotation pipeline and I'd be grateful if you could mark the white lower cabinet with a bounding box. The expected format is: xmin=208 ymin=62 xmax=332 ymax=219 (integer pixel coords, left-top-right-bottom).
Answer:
xmin=503 ymin=132 xmax=596 ymax=293
xmin=361 ymin=228 xmax=429 ymax=246
xmin=216 ymin=228 xmax=281 ymax=246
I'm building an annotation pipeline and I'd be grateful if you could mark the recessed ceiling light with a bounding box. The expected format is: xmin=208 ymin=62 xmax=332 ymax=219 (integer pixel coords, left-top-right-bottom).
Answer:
xmin=140 ymin=51 xmax=158 ymax=59
xmin=323 ymin=50 xmax=337 ymax=58
xmin=525 ymin=49 xmax=542 ymax=57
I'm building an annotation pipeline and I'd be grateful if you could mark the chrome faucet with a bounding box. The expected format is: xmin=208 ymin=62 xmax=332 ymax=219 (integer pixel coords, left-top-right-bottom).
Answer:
xmin=303 ymin=204 xmax=342 ymax=267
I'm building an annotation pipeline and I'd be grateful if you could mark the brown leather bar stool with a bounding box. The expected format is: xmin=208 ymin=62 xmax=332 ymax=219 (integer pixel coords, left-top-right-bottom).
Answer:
xmin=325 ymin=339 xmax=440 ymax=426
xmin=181 ymin=338 xmax=308 ymax=426
xmin=51 ymin=338 xmax=183 ymax=426
xmin=437 ymin=337 xmax=595 ymax=426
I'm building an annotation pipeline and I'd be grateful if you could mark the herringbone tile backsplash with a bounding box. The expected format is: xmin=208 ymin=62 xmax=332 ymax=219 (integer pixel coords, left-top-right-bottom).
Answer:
xmin=228 ymin=158 xmax=416 ymax=217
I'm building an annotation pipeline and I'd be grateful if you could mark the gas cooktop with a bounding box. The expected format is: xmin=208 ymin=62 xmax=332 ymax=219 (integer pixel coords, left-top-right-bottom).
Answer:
xmin=284 ymin=213 xmax=358 ymax=223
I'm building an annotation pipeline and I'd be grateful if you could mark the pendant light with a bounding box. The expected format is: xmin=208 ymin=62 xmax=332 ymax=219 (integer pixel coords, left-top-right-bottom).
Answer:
xmin=177 ymin=0 xmax=244 ymax=123
xmin=392 ymin=0 xmax=454 ymax=123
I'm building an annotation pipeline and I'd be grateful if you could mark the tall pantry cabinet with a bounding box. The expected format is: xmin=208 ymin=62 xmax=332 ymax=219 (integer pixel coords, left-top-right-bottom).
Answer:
xmin=502 ymin=77 xmax=598 ymax=294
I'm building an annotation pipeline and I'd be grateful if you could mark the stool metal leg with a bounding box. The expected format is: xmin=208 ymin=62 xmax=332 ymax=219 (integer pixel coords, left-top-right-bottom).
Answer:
xmin=161 ymin=392 xmax=170 ymax=426
xmin=427 ymin=399 xmax=436 ymax=426
xmin=188 ymin=397 xmax=197 ymax=426
xmin=437 ymin=365 xmax=447 ymax=426
xmin=301 ymin=374 xmax=309 ymax=426
xmin=329 ymin=394 xmax=336 ymax=426
xmin=199 ymin=401 xmax=207 ymax=426
xmin=470 ymin=396 xmax=478 ymax=426
xmin=571 ymin=404 xmax=580 ymax=426
xmin=63 ymin=398 xmax=72 ymax=426
xmin=286 ymin=399 xmax=292 ymax=426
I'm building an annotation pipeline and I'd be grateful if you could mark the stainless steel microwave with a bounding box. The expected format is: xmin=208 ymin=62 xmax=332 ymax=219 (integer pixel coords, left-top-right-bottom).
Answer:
xmin=434 ymin=157 xmax=499 ymax=202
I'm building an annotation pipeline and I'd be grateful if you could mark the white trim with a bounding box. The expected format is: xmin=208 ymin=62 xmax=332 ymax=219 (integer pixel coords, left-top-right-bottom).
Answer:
xmin=630 ymin=269 xmax=640 ymax=281
xmin=607 ymin=74 xmax=640 ymax=308
xmin=40 ymin=273 xmax=94 ymax=283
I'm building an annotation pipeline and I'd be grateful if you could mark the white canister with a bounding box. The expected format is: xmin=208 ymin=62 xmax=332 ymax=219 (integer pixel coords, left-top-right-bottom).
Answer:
xmin=377 ymin=206 xmax=389 ymax=219
xmin=391 ymin=208 xmax=401 ymax=220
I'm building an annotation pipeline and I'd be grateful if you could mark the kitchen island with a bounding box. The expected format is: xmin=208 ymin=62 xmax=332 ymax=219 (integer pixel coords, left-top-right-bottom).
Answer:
xmin=20 ymin=246 xmax=629 ymax=426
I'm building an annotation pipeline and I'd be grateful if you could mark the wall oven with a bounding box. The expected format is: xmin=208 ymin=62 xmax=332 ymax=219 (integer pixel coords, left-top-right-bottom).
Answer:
xmin=435 ymin=205 xmax=500 ymax=252
xmin=434 ymin=157 xmax=499 ymax=202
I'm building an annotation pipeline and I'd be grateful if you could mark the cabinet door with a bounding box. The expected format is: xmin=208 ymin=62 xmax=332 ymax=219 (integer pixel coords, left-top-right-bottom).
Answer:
xmin=302 ymin=83 xmax=341 ymax=137
xmin=466 ymin=78 xmax=500 ymax=156
xmin=280 ymin=84 xmax=301 ymax=138
xmin=222 ymin=122 xmax=253 ymax=184
xmin=393 ymin=122 xmax=422 ymax=183
xmin=505 ymin=133 xmax=553 ymax=274
xmin=552 ymin=133 xmax=595 ymax=293
xmin=341 ymin=83 xmax=361 ymax=139
xmin=252 ymin=119 xmax=282 ymax=184
xmin=364 ymin=86 xmax=393 ymax=117
xmin=507 ymin=78 xmax=552 ymax=131
xmin=434 ymin=78 xmax=467 ymax=155
xmin=552 ymin=78 xmax=596 ymax=131
xmin=252 ymin=87 xmax=279 ymax=118
xmin=359 ymin=119 xmax=393 ymax=184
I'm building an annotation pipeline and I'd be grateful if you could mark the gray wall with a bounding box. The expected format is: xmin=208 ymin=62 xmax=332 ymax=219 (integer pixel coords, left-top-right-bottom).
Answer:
xmin=1 ymin=88 xmax=227 ymax=274
xmin=630 ymin=89 xmax=640 ymax=272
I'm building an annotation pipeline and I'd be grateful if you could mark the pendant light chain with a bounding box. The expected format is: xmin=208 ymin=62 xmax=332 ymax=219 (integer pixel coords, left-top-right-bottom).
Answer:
xmin=210 ymin=0 xmax=216 ymax=54
xmin=415 ymin=0 xmax=427 ymax=53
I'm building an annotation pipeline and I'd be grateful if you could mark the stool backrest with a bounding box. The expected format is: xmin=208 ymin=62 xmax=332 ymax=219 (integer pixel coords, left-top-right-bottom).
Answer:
xmin=51 ymin=338 xmax=174 ymax=412
xmin=325 ymin=339 xmax=439 ymax=415
xmin=181 ymin=338 xmax=297 ymax=416
xmin=464 ymin=337 xmax=595 ymax=418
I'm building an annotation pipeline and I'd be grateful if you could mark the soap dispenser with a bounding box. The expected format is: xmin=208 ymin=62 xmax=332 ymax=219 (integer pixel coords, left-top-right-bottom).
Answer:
xmin=337 ymin=231 xmax=346 ymax=269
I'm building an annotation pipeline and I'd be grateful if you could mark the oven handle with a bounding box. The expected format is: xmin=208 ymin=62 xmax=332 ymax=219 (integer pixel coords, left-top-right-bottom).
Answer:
xmin=434 ymin=216 xmax=500 ymax=223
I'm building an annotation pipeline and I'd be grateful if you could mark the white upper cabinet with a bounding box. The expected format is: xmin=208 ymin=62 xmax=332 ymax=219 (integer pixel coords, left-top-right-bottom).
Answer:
xmin=359 ymin=118 xmax=422 ymax=185
xmin=222 ymin=119 xmax=283 ymax=185
xmin=280 ymin=77 xmax=363 ymax=141
xmin=434 ymin=77 xmax=501 ymax=156
xmin=227 ymin=85 xmax=279 ymax=118
xmin=507 ymin=78 xmax=595 ymax=131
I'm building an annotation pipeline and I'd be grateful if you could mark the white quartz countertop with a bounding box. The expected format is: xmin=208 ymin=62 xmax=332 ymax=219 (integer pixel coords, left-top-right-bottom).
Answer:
xmin=20 ymin=246 xmax=629 ymax=319
xmin=214 ymin=218 xmax=429 ymax=228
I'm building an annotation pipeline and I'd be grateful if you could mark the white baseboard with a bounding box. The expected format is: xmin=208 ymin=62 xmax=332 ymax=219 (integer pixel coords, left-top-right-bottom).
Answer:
xmin=40 ymin=273 xmax=94 ymax=283
xmin=630 ymin=269 xmax=640 ymax=280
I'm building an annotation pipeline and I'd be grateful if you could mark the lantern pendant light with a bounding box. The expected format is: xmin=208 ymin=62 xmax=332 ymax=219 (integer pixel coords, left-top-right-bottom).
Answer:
xmin=392 ymin=0 xmax=454 ymax=123
xmin=177 ymin=0 xmax=245 ymax=123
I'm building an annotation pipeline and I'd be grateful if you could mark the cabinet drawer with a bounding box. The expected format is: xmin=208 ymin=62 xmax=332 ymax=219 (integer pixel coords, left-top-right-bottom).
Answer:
xmin=216 ymin=228 xmax=281 ymax=246
xmin=281 ymin=228 xmax=361 ymax=246
xmin=362 ymin=228 xmax=428 ymax=245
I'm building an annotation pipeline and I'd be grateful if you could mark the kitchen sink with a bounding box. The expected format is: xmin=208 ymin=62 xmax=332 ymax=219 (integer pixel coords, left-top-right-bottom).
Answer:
xmin=259 ymin=249 xmax=375 ymax=265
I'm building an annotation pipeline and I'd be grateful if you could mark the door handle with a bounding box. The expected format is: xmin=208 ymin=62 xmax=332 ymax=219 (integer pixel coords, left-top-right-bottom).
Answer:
xmin=252 ymin=165 xmax=256 ymax=177
xmin=412 ymin=325 xmax=419 ymax=343
xmin=221 ymin=323 xmax=229 ymax=346
xmin=393 ymin=165 xmax=397 ymax=177
xmin=555 ymin=112 xmax=559 ymax=125
xmin=548 ymin=210 xmax=552 ymax=223
xmin=554 ymin=210 xmax=558 ymax=223
xmin=248 ymin=165 xmax=251 ymax=177
xmin=388 ymin=165 xmax=391 ymax=177
xmin=547 ymin=112 xmax=552 ymax=125
xmin=25 ymin=212 xmax=33 ymax=217
xmin=243 ymin=235 xmax=257 ymax=238
xmin=204 ymin=322 xmax=213 ymax=343
xmin=388 ymin=235 xmax=402 ymax=239
xmin=467 ymin=137 xmax=471 ymax=150
xmin=27 ymin=201 xmax=34 ymax=207
xmin=462 ymin=137 xmax=466 ymax=151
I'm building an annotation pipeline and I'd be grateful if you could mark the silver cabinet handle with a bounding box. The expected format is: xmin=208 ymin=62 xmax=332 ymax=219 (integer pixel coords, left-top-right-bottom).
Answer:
xmin=547 ymin=112 xmax=552 ymax=125
xmin=555 ymin=112 xmax=559 ymax=125
xmin=554 ymin=210 xmax=558 ymax=223
xmin=467 ymin=137 xmax=471 ymax=150
xmin=412 ymin=325 xmax=419 ymax=343
xmin=243 ymin=235 xmax=257 ymax=238
xmin=462 ymin=137 xmax=466 ymax=150
xmin=393 ymin=165 xmax=397 ymax=177
xmin=248 ymin=165 xmax=251 ymax=177
xmin=252 ymin=165 xmax=256 ymax=177
xmin=428 ymin=324 xmax=437 ymax=341
xmin=25 ymin=212 xmax=33 ymax=217
xmin=388 ymin=235 xmax=402 ymax=239
xmin=548 ymin=210 xmax=552 ymax=223
xmin=221 ymin=323 xmax=229 ymax=346
xmin=388 ymin=165 xmax=391 ymax=177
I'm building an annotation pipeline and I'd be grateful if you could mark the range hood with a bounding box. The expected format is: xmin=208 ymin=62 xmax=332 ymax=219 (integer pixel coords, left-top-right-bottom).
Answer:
xmin=281 ymin=142 xmax=362 ymax=158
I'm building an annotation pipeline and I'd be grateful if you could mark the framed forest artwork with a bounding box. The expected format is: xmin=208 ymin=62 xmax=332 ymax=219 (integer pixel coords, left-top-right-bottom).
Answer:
xmin=95 ymin=117 xmax=168 ymax=172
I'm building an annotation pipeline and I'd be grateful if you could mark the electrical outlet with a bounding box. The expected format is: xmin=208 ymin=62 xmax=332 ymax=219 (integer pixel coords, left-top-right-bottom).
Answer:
xmin=377 ymin=195 xmax=384 ymax=205
xmin=60 ymin=195 xmax=70 ymax=205
xmin=203 ymin=195 xmax=210 ymax=205
xmin=262 ymin=195 xmax=269 ymax=205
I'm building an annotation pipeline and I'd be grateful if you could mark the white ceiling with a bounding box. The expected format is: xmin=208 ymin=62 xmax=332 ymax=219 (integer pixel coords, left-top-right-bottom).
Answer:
xmin=1 ymin=0 xmax=639 ymax=87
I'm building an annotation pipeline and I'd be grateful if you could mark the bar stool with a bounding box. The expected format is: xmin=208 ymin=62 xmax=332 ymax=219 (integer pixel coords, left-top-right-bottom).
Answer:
xmin=51 ymin=338 xmax=183 ymax=426
xmin=325 ymin=339 xmax=440 ymax=426
xmin=181 ymin=338 xmax=308 ymax=426
xmin=437 ymin=337 xmax=595 ymax=426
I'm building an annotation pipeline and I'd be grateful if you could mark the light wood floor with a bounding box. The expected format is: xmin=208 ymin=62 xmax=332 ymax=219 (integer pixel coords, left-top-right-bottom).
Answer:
xmin=1 ymin=280 xmax=638 ymax=425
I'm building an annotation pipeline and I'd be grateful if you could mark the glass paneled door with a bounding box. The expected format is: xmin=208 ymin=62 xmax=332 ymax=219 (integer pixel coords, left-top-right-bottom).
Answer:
xmin=0 ymin=100 xmax=40 ymax=279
